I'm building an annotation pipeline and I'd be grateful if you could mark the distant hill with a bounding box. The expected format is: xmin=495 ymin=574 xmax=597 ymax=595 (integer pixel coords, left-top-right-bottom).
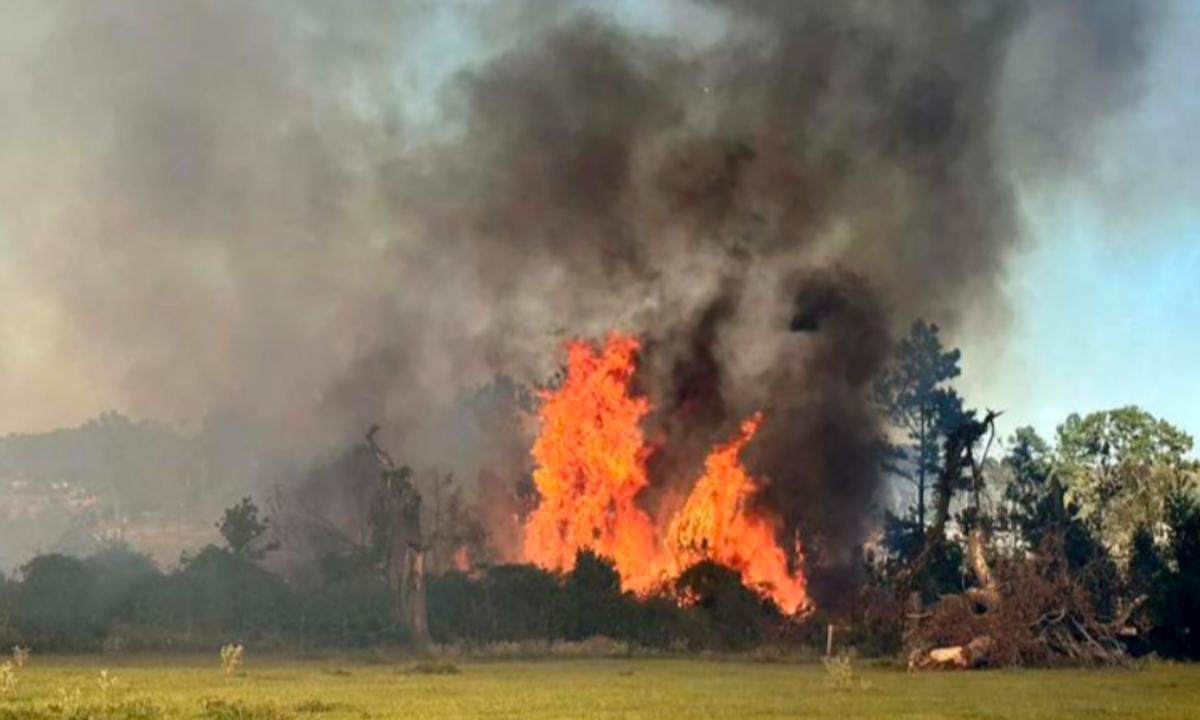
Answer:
xmin=0 ymin=411 xmax=262 ymax=570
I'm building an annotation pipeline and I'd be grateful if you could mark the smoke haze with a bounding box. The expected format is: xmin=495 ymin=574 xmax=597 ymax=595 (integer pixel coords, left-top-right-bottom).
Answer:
xmin=0 ymin=0 xmax=1165 ymax=588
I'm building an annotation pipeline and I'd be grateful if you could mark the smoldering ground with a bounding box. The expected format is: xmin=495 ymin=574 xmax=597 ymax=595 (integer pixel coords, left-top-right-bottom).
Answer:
xmin=0 ymin=0 xmax=1164 ymax=597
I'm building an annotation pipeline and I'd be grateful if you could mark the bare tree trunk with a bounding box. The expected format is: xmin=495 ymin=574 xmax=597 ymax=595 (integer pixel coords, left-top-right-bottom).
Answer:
xmin=403 ymin=547 xmax=430 ymax=646
xmin=385 ymin=522 xmax=430 ymax=646
xmin=966 ymin=527 xmax=999 ymax=609
xmin=369 ymin=426 xmax=430 ymax=647
xmin=901 ymin=411 xmax=1001 ymax=601
xmin=967 ymin=415 xmax=1000 ymax=608
xmin=917 ymin=411 xmax=927 ymax=530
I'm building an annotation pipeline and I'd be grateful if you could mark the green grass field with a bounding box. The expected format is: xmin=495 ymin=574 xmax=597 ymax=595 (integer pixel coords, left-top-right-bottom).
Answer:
xmin=2 ymin=656 xmax=1199 ymax=719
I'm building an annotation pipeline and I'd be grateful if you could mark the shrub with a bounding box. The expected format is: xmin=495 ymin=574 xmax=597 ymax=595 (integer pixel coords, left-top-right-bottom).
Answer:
xmin=220 ymin=644 xmax=244 ymax=675
xmin=0 ymin=662 xmax=16 ymax=698
xmin=9 ymin=649 xmax=28 ymax=670
xmin=50 ymin=686 xmax=83 ymax=716
xmin=97 ymin=669 xmax=121 ymax=701
xmin=675 ymin=561 xmax=779 ymax=650
xmin=178 ymin=548 xmax=296 ymax=639
xmin=823 ymin=651 xmax=870 ymax=692
xmin=556 ymin=551 xmax=625 ymax=641
xmin=84 ymin=544 xmax=163 ymax=631
xmin=13 ymin=556 xmax=98 ymax=652
xmin=298 ymin=551 xmax=396 ymax=649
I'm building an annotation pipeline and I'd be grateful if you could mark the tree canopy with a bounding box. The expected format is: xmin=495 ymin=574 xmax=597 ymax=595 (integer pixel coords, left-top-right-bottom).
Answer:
xmin=1056 ymin=407 xmax=1196 ymax=554
xmin=875 ymin=320 xmax=970 ymax=529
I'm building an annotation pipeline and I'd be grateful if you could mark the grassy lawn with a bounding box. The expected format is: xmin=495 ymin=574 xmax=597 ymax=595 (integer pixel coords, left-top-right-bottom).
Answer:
xmin=2 ymin=656 xmax=1199 ymax=719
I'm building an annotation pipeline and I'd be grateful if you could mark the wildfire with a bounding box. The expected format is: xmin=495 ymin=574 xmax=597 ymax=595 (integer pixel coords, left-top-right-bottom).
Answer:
xmin=522 ymin=332 xmax=665 ymax=588
xmin=523 ymin=333 xmax=811 ymax=614
xmin=667 ymin=413 xmax=808 ymax=614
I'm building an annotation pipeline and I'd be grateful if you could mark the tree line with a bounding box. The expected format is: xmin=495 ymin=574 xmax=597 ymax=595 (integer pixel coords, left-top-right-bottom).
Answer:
xmin=0 ymin=540 xmax=795 ymax=654
xmin=1 ymin=320 xmax=1198 ymax=662
xmin=867 ymin=321 xmax=1200 ymax=663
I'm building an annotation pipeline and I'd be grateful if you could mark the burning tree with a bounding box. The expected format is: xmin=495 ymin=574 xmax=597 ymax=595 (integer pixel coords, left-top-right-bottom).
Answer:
xmin=522 ymin=333 xmax=664 ymax=588
xmin=668 ymin=413 xmax=809 ymax=615
xmin=522 ymin=333 xmax=810 ymax=614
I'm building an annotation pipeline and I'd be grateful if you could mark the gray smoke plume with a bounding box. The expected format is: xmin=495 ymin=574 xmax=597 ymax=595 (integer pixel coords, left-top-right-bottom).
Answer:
xmin=0 ymin=0 xmax=1162 ymax=593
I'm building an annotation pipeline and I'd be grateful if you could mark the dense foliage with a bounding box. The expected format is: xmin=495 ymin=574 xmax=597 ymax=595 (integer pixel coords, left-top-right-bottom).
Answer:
xmin=863 ymin=321 xmax=1200 ymax=663
xmin=2 ymin=321 xmax=1198 ymax=662
xmin=0 ymin=544 xmax=790 ymax=654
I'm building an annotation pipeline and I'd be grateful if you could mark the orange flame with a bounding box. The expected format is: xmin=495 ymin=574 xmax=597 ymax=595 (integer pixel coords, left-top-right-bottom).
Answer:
xmin=667 ymin=413 xmax=809 ymax=614
xmin=523 ymin=333 xmax=809 ymax=613
xmin=522 ymin=332 xmax=665 ymax=588
xmin=453 ymin=546 xmax=471 ymax=573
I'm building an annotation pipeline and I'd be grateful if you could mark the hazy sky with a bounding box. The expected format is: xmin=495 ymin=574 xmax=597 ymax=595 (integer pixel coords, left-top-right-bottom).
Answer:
xmin=958 ymin=0 xmax=1200 ymax=445
xmin=0 ymin=0 xmax=1196 ymax=452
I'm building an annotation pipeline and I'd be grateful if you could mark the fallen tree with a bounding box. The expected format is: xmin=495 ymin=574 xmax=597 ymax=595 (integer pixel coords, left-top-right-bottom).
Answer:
xmin=902 ymin=411 xmax=1132 ymax=669
xmin=907 ymin=548 xmax=1134 ymax=669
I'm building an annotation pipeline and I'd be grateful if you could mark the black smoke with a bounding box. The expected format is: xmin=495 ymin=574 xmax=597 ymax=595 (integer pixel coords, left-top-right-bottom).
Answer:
xmin=0 ymin=0 xmax=1163 ymax=595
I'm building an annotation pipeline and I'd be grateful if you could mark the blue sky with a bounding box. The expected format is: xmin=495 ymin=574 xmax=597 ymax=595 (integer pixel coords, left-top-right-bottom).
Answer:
xmin=962 ymin=197 xmax=1200 ymax=445
xmin=960 ymin=0 xmax=1200 ymax=447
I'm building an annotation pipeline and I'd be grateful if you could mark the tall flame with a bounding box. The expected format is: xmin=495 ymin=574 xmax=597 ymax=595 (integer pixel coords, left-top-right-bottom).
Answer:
xmin=522 ymin=332 xmax=665 ymax=588
xmin=523 ymin=333 xmax=809 ymax=613
xmin=667 ymin=413 xmax=809 ymax=614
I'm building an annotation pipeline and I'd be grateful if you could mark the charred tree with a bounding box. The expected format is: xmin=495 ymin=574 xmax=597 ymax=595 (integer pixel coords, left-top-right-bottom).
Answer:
xmin=366 ymin=426 xmax=430 ymax=646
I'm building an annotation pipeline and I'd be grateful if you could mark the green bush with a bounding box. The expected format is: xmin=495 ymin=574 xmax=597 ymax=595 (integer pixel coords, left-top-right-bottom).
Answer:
xmin=13 ymin=555 xmax=100 ymax=652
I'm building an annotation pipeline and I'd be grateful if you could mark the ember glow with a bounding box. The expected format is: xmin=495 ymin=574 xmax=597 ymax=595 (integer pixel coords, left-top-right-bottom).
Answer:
xmin=523 ymin=334 xmax=810 ymax=613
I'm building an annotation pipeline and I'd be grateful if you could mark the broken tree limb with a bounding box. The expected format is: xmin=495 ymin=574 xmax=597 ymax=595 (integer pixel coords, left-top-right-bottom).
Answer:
xmin=898 ymin=410 xmax=1002 ymax=601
